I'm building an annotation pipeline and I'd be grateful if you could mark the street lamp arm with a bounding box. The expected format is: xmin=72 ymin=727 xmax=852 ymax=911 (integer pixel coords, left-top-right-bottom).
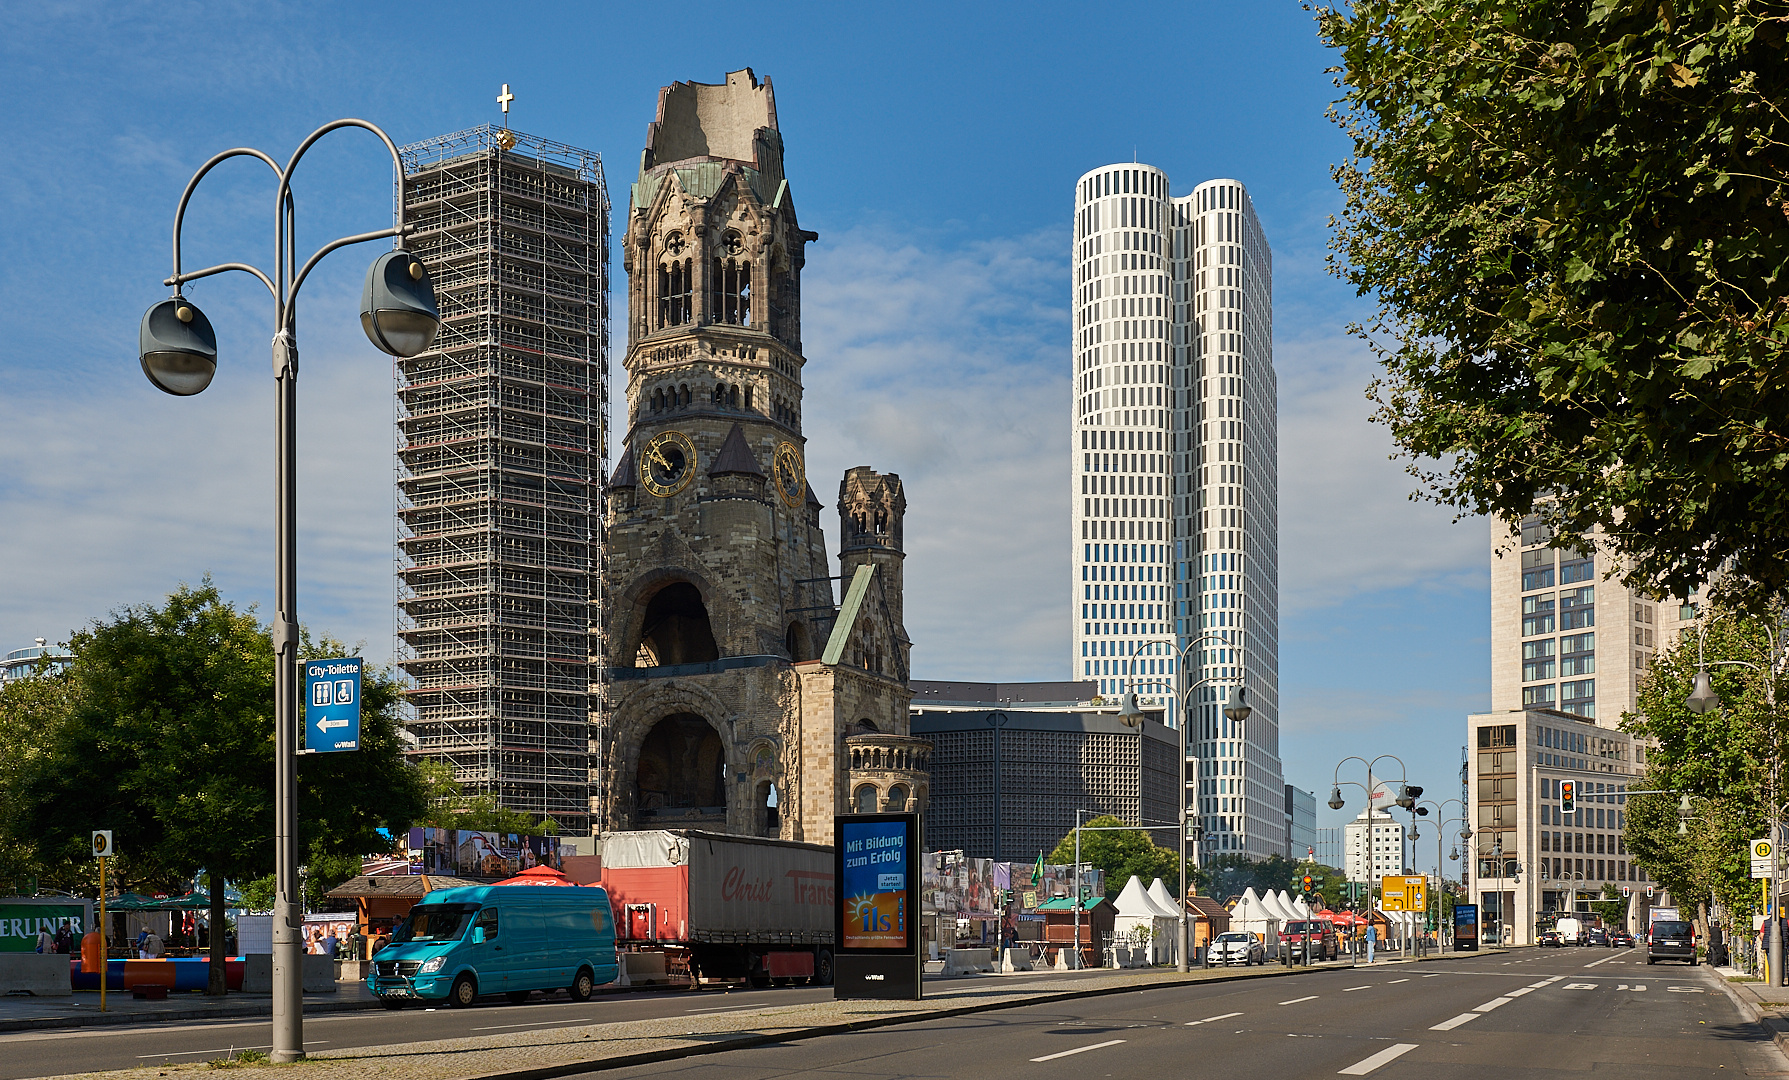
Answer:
xmin=171 ymin=147 xmax=283 ymax=291
xmin=289 ymin=225 xmax=410 ymax=304
xmin=276 ymin=119 xmax=409 ymax=236
xmin=164 ymin=262 xmax=278 ymax=301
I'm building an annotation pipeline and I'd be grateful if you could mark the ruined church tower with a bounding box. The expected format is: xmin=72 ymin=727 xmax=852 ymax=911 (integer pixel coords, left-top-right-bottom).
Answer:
xmin=603 ymin=70 xmax=926 ymax=841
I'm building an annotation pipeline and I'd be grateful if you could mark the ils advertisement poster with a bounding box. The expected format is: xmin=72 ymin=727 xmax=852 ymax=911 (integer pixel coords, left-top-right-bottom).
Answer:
xmin=841 ymin=819 xmax=910 ymax=950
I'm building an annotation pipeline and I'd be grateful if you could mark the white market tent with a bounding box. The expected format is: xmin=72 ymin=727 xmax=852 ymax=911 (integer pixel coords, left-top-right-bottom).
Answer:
xmin=1113 ymin=876 xmax=1178 ymax=966
xmin=1291 ymin=895 xmax=1314 ymax=919
xmin=1146 ymin=879 xmax=1182 ymax=918
xmin=1228 ymin=887 xmax=1280 ymax=943
xmin=1262 ymin=890 xmax=1296 ymax=922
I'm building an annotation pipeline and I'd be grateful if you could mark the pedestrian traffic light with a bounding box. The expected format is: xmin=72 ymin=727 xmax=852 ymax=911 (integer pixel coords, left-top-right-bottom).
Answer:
xmin=1560 ymin=779 xmax=1576 ymax=815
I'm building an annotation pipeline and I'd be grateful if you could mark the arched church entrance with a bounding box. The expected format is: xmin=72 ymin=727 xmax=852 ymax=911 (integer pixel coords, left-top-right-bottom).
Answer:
xmin=635 ymin=713 xmax=728 ymax=826
xmin=636 ymin=582 xmax=720 ymax=667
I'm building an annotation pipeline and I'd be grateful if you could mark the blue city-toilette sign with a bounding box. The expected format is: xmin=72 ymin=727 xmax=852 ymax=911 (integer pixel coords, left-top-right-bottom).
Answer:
xmin=304 ymin=657 xmax=362 ymax=753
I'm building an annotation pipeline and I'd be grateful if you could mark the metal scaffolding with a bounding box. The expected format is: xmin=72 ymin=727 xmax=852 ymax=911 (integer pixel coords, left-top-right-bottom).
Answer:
xmin=395 ymin=126 xmax=610 ymax=832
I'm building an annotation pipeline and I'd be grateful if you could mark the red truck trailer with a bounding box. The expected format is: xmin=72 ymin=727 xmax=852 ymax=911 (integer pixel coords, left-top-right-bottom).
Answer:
xmin=598 ymin=829 xmax=836 ymax=986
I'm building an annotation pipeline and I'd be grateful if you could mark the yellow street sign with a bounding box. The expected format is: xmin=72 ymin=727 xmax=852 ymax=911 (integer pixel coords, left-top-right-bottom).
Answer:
xmin=1381 ymin=875 xmax=1426 ymax=911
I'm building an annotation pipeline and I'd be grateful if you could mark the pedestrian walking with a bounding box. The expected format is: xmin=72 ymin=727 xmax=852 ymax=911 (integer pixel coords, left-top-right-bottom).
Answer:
xmin=53 ymin=923 xmax=73 ymax=954
xmin=36 ymin=926 xmax=52 ymax=953
xmin=142 ymin=929 xmax=164 ymax=958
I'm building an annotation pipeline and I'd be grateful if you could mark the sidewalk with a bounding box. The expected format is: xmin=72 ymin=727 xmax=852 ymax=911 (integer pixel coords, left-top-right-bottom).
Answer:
xmin=30 ymin=963 xmax=1325 ymax=1080
xmin=0 ymin=983 xmax=383 ymax=1033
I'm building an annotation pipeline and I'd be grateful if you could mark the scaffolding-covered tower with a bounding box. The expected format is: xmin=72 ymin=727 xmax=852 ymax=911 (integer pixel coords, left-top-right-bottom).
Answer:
xmin=394 ymin=127 xmax=610 ymax=832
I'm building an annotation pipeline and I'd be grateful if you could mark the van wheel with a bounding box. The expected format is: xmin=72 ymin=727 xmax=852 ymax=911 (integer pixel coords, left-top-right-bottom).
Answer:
xmin=815 ymin=948 xmax=835 ymax=987
xmin=448 ymin=974 xmax=478 ymax=1008
xmin=568 ymin=966 xmax=595 ymax=1002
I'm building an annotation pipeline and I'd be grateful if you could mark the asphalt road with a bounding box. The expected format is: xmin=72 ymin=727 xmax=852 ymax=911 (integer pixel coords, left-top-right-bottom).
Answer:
xmin=0 ymin=981 xmax=843 ymax=1078
xmin=599 ymin=948 xmax=1783 ymax=1080
xmin=5 ymin=950 xmax=1774 ymax=1079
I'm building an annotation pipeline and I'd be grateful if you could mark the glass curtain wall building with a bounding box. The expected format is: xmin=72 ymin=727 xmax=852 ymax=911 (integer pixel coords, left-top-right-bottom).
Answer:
xmin=1070 ymin=164 xmax=1283 ymax=857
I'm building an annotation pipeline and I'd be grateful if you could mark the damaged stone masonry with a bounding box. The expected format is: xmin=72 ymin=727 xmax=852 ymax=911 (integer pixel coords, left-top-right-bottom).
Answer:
xmin=604 ymin=69 xmax=928 ymax=843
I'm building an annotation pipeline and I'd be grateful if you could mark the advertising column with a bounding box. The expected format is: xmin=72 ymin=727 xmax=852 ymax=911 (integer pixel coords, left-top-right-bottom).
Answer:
xmin=835 ymin=813 xmax=922 ymax=999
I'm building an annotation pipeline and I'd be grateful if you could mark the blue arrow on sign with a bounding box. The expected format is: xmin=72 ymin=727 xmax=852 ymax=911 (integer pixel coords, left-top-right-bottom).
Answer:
xmin=303 ymin=657 xmax=362 ymax=752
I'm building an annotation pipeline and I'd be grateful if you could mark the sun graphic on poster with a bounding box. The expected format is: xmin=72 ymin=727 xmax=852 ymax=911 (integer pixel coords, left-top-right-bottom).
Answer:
xmin=847 ymin=894 xmax=878 ymax=924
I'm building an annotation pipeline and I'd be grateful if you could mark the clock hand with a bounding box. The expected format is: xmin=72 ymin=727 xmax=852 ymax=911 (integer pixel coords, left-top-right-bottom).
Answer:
xmin=647 ymin=445 xmax=675 ymax=471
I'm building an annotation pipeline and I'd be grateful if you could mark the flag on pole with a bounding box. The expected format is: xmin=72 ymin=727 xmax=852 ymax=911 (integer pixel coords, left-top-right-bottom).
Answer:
xmin=1034 ymin=850 xmax=1044 ymax=885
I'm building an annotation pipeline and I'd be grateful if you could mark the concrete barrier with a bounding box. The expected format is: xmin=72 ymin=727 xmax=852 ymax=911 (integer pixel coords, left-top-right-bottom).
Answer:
xmin=241 ymin=954 xmax=337 ymax=994
xmin=943 ymin=947 xmax=994 ymax=976
xmin=0 ymin=953 xmax=71 ymax=996
xmin=999 ymin=947 xmax=1032 ymax=973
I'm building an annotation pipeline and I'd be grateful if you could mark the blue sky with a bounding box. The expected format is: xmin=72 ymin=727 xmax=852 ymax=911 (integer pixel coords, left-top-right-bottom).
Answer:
xmin=0 ymin=1 xmax=1486 ymax=867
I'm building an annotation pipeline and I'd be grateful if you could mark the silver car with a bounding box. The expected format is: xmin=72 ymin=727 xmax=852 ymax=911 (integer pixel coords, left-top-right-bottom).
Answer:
xmin=1208 ymin=931 xmax=1265 ymax=966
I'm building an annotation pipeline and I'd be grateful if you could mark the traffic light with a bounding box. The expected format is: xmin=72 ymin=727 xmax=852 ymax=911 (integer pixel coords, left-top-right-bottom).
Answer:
xmin=1560 ymin=779 xmax=1576 ymax=815
xmin=1302 ymin=874 xmax=1314 ymax=895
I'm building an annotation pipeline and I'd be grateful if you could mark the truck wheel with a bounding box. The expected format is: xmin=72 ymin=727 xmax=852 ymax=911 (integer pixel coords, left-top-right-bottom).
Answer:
xmin=568 ymin=967 xmax=595 ymax=1002
xmin=814 ymin=949 xmax=835 ymax=987
xmin=448 ymin=974 xmax=478 ymax=1008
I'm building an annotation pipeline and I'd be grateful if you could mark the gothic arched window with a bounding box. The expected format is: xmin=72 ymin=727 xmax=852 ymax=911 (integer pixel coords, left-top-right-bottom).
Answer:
xmin=712 ymin=239 xmax=752 ymax=326
xmin=658 ymin=253 xmax=692 ymax=328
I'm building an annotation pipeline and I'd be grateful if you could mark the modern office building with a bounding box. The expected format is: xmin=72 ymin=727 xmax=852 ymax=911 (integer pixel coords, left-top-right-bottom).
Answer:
xmin=1 ymin=638 xmax=72 ymax=682
xmin=393 ymin=126 xmax=611 ymax=833
xmin=1469 ymin=516 xmax=1674 ymax=942
xmin=1285 ymin=785 xmax=1317 ymax=860
xmin=1343 ymin=807 xmax=1409 ymax=883
xmin=1466 ymin=709 xmax=1652 ymax=944
xmin=1070 ymin=164 xmax=1283 ymax=858
xmin=911 ymin=693 xmax=1176 ymax=863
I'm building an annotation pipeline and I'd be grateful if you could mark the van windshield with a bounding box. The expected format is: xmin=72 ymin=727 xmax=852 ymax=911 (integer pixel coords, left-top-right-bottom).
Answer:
xmin=391 ymin=904 xmax=478 ymax=943
xmin=1284 ymin=921 xmax=1323 ymax=935
xmin=1652 ymin=921 xmax=1692 ymax=938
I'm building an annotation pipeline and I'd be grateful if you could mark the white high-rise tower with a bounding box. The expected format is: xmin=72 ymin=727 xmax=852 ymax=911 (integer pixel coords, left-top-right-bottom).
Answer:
xmin=1070 ymin=164 xmax=1283 ymax=858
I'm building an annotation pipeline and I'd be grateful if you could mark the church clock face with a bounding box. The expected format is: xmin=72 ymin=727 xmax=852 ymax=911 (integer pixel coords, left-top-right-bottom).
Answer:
xmin=772 ymin=441 xmax=806 ymax=507
xmin=641 ymin=430 xmax=696 ymax=498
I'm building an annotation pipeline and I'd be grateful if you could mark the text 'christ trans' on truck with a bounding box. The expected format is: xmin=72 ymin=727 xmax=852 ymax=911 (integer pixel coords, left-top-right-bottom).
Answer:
xmin=599 ymin=830 xmax=838 ymax=987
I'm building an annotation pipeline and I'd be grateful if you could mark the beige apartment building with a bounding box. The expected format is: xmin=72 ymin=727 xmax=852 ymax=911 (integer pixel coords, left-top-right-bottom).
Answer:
xmin=1468 ymin=517 xmax=1687 ymax=942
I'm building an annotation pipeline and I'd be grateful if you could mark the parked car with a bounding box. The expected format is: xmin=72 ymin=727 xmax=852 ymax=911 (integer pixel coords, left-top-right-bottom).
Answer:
xmin=1207 ymin=931 xmax=1265 ymax=966
xmin=1585 ymin=927 xmax=1610 ymax=946
xmin=1538 ymin=930 xmax=1563 ymax=947
xmin=1647 ymin=919 xmax=1697 ymax=965
xmin=1609 ymin=931 xmax=1635 ymax=948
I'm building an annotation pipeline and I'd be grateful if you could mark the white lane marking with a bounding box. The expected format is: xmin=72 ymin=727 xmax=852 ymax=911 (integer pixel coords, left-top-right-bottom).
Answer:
xmin=1429 ymin=1013 xmax=1479 ymax=1031
xmin=138 ymin=1042 xmax=326 ymax=1059
xmin=470 ymin=1018 xmax=590 ymax=1031
xmin=1279 ymin=995 xmax=1319 ymax=1005
xmin=1343 ymin=985 xmax=1373 ymax=992
xmin=1186 ymin=1011 xmax=1244 ymax=1026
xmin=1564 ymin=983 xmax=1598 ymax=990
xmin=1542 ymin=975 xmax=1565 ymax=984
xmin=1634 ymin=985 xmax=1646 ymax=992
xmin=1338 ymin=1043 xmax=1420 ymax=1075
xmin=1422 ymin=973 xmax=1442 ymax=978
xmin=1524 ymin=980 xmax=1552 ymax=988
xmin=1474 ymin=997 xmax=1511 ymax=1012
xmin=1507 ymin=987 xmax=1534 ymax=998
xmin=1031 ymin=1039 xmax=1126 ymax=1062
xmin=1583 ymin=954 xmax=1620 ymax=968
xmin=1387 ymin=978 xmax=1409 ymax=984
xmin=1667 ymin=987 xmax=1705 ymax=993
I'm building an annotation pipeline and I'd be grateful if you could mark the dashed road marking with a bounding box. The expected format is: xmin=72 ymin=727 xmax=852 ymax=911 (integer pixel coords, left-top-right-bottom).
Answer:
xmin=1338 ymin=1043 xmax=1420 ymax=1075
xmin=1343 ymin=985 xmax=1373 ymax=992
xmin=1667 ymin=987 xmax=1705 ymax=993
xmin=1280 ymin=995 xmax=1319 ymax=1005
xmin=1583 ymin=954 xmax=1620 ymax=969
xmin=1186 ymin=1012 xmax=1243 ymax=1026
xmin=1430 ymin=1013 xmax=1479 ymax=1031
xmin=1506 ymin=987 xmax=1534 ymax=998
xmin=1474 ymin=997 xmax=1511 ymax=1012
xmin=1387 ymin=978 xmax=1409 ymax=984
xmin=1030 ymin=1039 xmax=1126 ymax=1062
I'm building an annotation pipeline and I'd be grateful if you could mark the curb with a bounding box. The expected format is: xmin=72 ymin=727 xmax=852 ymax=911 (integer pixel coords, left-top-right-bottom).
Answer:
xmin=347 ymin=964 xmax=1321 ymax=1080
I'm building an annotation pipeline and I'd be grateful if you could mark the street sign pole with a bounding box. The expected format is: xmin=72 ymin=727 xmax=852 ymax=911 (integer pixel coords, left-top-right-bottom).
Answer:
xmin=92 ymin=830 xmax=113 ymax=1013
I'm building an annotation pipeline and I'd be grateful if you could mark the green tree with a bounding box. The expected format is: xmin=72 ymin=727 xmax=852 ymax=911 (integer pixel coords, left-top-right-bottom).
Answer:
xmin=6 ymin=583 xmax=428 ymax=994
xmin=413 ymin=761 xmax=559 ymax=835
xmin=1591 ymin=883 xmax=1628 ymax=927
xmin=1621 ymin=602 xmax=1787 ymax=926
xmin=1047 ymin=816 xmax=1187 ymax=901
xmin=1314 ymin=0 xmax=1789 ymax=604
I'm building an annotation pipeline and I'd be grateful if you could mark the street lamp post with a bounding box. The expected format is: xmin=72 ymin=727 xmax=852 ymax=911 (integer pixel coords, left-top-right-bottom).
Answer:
xmin=141 ymin=121 xmax=440 ymax=1063
xmin=1420 ymin=799 xmax=1466 ymax=953
xmin=1329 ymin=755 xmax=1417 ymax=964
xmin=1119 ymin=631 xmax=1248 ymax=971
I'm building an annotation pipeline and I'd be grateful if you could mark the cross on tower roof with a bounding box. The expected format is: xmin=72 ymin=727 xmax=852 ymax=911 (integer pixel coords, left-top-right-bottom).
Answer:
xmin=497 ymin=84 xmax=514 ymax=123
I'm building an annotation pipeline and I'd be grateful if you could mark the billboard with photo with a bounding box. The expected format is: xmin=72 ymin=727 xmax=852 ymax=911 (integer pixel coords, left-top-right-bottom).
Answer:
xmin=1453 ymin=902 xmax=1480 ymax=951
xmin=835 ymin=812 xmax=922 ymax=1000
xmin=405 ymin=827 xmax=562 ymax=880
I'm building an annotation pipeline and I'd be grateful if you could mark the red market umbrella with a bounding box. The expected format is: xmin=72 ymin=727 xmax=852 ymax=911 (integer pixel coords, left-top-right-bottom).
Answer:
xmin=492 ymin=864 xmax=579 ymax=886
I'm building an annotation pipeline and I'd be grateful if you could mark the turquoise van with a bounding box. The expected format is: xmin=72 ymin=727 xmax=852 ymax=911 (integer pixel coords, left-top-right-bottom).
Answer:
xmin=368 ymin=885 xmax=619 ymax=1008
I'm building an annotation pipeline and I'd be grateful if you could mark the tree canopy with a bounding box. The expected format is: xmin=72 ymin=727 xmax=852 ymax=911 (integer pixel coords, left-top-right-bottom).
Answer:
xmin=1 ymin=582 xmax=429 ymax=991
xmin=1315 ymin=0 xmax=1789 ymax=604
xmin=1047 ymin=816 xmax=1187 ymax=901
xmin=1621 ymin=602 xmax=1787 ymax=923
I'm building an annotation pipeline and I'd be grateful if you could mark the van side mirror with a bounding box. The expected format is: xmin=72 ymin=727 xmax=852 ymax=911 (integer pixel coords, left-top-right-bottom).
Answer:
xmin=471 ymin=926 xmax=486 ymax=944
